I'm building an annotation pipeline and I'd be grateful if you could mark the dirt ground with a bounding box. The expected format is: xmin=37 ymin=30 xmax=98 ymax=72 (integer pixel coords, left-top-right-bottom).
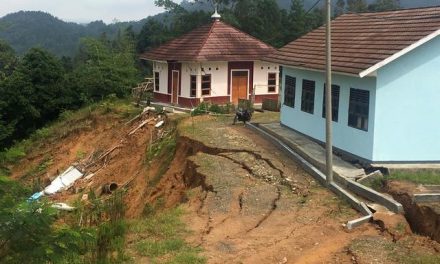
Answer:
xmin=8 ymin=108 xmax=440 ymax=263
xmin=386 ymin=180 xmax=440 ymax=243
xmin=162 ymin=114 xmax=439 ymax=264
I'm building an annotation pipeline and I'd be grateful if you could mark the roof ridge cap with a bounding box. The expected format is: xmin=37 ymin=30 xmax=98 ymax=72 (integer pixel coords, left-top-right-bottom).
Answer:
xmin=341 ymin=5 xmax=440 ymax=16
xmin=195 ymin=21 xmax=217 ymax=60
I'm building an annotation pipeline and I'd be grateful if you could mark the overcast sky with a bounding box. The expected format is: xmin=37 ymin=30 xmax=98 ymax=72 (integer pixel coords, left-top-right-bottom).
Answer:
xmin=1 ymin=0 xmax=183 ymax=24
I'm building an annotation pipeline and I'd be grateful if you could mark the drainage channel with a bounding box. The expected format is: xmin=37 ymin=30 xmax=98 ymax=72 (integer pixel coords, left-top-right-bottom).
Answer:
xmin=247 ymin=123 xmax=378 ymax=229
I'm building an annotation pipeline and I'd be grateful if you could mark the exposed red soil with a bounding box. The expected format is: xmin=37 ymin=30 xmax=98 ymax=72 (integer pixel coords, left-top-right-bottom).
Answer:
xmin=9 ymin=111 xmax=440 ymax=263
xmin=386 ymin=180 xmax=440 ymax=242
xmin=9 ymin=110 xmax=163 ymax=219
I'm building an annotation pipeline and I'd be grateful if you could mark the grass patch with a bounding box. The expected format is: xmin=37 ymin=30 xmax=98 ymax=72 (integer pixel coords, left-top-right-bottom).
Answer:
xmin=349 ymin=236 xmax=440 ymax=264
xmin=129 ymin=207 xmax=205 ymax=264
xmin=362 ymin=177 xmax=384 ymax=191
xmin=191 ymin=102 xmax=235 ymax=116
xmin=165 ymin=251 xmax=206 ymax=264
xmin=20 ymin=155 xmax=53 ymax=180
xmin=388 ymin=171 xmax=440 ymax=185
xmin=136 ymin=239 xmax=185 ymax=257
xmin=324 ymin=196 xmax=358 ymax=219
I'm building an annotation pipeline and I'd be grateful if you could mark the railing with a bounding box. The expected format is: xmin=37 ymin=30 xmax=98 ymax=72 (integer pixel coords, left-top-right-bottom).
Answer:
xmin=132 ymin=78 xmax=154 ymax=106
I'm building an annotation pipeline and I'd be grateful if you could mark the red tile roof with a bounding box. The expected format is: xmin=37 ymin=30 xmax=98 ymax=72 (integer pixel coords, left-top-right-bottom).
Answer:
xmin=140 ymin=20 xmax=275 ymax=62
xmin=265 ymin=6 xmax=440 ymax=76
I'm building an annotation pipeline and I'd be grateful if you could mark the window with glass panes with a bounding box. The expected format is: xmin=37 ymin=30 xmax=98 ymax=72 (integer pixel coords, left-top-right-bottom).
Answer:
xmin=322 ymin=84 xmax=340 ymax=122
xmin=301 ymin=79 xmax=315 ymax=114
xmin=284 ymin=75 xmax=296 ymax=107
xmin=201 ymin=75 xmax=211 ymax=96
xmin=268 ymin=73 xmax=276 ymax=92
xmin=348 ymin=88 xmax=370 ymax=131
xmin=154 ymin=72 xmax=159 ymax=91
xmin=190 ymin=75 xmax=197 ymax=97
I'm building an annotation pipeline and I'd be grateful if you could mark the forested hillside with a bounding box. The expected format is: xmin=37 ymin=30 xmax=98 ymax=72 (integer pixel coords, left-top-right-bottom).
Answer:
xmin=0 ymin=11 xmax=157 ymax=57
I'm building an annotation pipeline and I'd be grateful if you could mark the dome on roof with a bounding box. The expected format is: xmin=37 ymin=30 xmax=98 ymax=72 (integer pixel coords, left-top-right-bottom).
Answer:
xmin=211 ymin=7 xmax=221 ymax=21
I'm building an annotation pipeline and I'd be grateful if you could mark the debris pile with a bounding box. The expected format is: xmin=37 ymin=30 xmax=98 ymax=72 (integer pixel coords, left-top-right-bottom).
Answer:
xmin=28 ymin=106 xmax=168 ymax=210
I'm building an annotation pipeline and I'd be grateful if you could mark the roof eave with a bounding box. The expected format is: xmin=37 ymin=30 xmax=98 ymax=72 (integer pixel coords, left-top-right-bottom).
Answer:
xmin=262 ymin=58 xmax=361 ymax=78
xmin=359 ymin=28 xmax=440 ymax=78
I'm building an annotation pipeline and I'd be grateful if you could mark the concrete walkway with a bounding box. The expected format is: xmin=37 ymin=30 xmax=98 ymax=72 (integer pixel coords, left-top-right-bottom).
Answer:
xmin=258 ymin=123 xmax=367 ymax=180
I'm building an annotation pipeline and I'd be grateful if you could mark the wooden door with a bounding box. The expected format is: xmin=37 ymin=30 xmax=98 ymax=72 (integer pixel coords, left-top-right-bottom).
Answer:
xmin=172 ymin=71 xmax=179 ymax=104
xmin=231 ymin=71 xmax=248 ymax=105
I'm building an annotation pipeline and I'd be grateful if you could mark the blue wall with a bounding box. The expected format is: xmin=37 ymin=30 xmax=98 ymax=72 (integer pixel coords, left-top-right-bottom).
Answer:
xmin=280 ymin=67 xmax=377 ymax=161
xmin=374 ymin=36 xmax=440 ymax=162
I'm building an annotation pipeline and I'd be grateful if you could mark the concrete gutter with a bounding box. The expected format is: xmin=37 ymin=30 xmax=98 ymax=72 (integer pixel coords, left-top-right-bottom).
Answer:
xmin=413 ymin=193 xmax=440 ymax=203
xmin=246 ymin=123 xmax=373 ymax=229
xmin=253 ymin=123 xmax=403 ymax=214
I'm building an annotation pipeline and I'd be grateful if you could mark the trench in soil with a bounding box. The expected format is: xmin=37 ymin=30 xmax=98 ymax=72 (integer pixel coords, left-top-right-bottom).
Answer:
xmin=145 ymin=135 xmax=289 ymax=232
xmin=385 ymin=181 xmax=440 ymax=243
xmin=148 ymin=133 xmax=440 ymax=247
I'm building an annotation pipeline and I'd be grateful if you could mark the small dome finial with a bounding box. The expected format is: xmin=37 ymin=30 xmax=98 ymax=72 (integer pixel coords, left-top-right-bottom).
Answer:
xmin=211 ymin=4 xmax=221 ymax=21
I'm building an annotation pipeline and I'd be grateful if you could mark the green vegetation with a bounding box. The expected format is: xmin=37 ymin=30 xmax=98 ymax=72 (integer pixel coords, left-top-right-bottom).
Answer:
xmin=0 ymin=174 xmax=133 ymax=263
xmin=349 ymin=236 xmax=440 ymax=264
xmin=130 ymin=207 xmax=206 ymax=263
xmin=191 ymin=102 xmax=235 ymax=116
xmin=0 ymin=178 xmax=95 ymax=264
xmin=146 ymin=121 xmax=178 ymax=187
xmin=388 ymin=171 xmax=440 ymax=185
xmin=0 ymin=32 xmax=140 ymax=151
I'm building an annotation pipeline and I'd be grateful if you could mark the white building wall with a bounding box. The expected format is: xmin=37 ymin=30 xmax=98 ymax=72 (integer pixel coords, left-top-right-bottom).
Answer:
xmin=253 ymin=61 xmax=280 ymax=95
xmin=199 ymin=61 xmax=229 ymax=98
xmin=180 ymin=62 xmax=199 ymax=98
xmin=178 ymin=62 xmax=229 ymax=98
xmin=153 ymin=62 xmax=168 ymax=94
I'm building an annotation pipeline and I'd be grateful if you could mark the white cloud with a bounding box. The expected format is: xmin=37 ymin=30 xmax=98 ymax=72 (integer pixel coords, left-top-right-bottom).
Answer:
xmin=0 ymin=0 xmax=182 ymax=23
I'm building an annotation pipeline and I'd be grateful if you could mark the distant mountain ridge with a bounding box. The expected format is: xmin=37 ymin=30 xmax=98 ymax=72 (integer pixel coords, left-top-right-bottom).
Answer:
xmin=1 ymin=0 xmax=439 ymax=57
xmin=0 ymin=11 xmax=154 ymax=57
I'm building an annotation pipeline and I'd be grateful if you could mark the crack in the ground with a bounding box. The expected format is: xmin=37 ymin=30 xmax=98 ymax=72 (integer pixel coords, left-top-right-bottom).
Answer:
xmin=346 ymin=248 xmax=359 ymax=264
xmin=216 ymin=151 xmax=307 ymax=196
xmin=272 ymin=225 xmax=299 ymax=246
xmin=238 ymin=192 xmax=244 ymax=212
xmin=197 ymin=214 xmax=213 ymax=247
xmin=197 ymin=191 xmax=209 ymax=215
xmin=247 ymin=186 xmax=282 ymax=233
xmin=181 ymin=136 xmax=310 ymax=193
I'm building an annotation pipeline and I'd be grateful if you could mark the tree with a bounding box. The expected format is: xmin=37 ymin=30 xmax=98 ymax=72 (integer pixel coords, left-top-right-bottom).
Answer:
xmin=347 ymin=0 xmax=368 ymax=12
xmin=0 ymin=48 xmax=64 ymax=143
xmin=71 ymin=36 xmax=139 ymax=102
xmin=0 ymin=41 xmax=17 ymax=81
xmin=368 ymin=0 xmax=400 ymax=11
xmin=285 ymin=0 xmax=307 ymax=42
xmin=334 ymin=0 xmax=346 ymax=17
xmin=0 ymin=48 xmax=67 ymax=147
